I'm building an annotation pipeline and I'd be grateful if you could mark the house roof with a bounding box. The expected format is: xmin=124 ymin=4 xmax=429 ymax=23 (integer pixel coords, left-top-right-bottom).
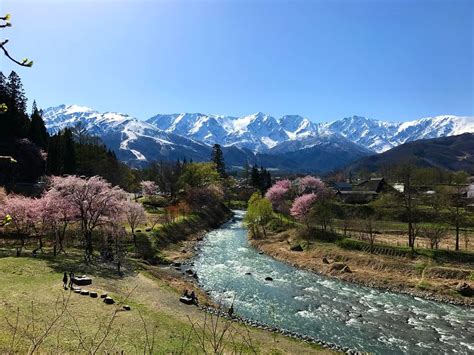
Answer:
xmin=337 ymin=190 xmax=378 ymax=195
xmin=354 ymin=178 xmax=385 ymax=192
xmin=332 ymin=182 xmax=352 ymax=190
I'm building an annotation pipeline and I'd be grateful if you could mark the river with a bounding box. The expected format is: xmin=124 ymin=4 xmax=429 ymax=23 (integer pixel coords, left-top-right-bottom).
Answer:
xmin=191 ymin=211 xmax=473 ymax=354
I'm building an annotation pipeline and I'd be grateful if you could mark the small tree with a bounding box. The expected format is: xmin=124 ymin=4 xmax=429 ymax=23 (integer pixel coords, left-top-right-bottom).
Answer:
xmin=423 ymin=226 xmax=447 ymax=249
xmin=1 ymin=195 xmax=37 ymax=255
xmin=43 ymin=190 xmax=76 ymax=256
xmin=211 ymin=143 xmax=227 ymax=178
xmin=50 ymin=175 xmax=127 ymax=262
xmin=295 ymin=176 xmax=325 ymax=195
xmin=290 ymin=193 xmax=318 ymax=229
xmin=265 ymin=183 xmax=289 ymax=214
xmin=442 ymin=172 xmax=469 ymax=251
xmin=124 ymin=201 xmax=146 ymax=246
xmin=245 ymin=192 xmax=273 ymax=238
xmin=140 ymin=180 xmax=159 ymax=196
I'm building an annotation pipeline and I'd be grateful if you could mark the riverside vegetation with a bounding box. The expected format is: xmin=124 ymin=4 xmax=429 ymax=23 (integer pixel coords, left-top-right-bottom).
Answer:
xmin=245 ymin=171 xmax=474 ymax=305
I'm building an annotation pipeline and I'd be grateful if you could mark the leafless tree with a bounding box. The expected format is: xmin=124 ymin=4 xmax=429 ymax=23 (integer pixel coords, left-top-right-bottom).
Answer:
xmin=422 ymin=226 xmax=448 ymax=249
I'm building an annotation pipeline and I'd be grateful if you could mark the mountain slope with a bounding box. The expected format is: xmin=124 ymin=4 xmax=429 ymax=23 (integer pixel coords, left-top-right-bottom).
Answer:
xmin=43 ymin=105 xmax=212 ymax=167
xmin=347 ymin=133 xmax=474 ymax=173
xmin=320 ymin=115 xmax=474 ymax=153
xmin=147 ymin=112 xmax=318 ymax=152
xmin=43 ymin=104 xmax=474 ymax=173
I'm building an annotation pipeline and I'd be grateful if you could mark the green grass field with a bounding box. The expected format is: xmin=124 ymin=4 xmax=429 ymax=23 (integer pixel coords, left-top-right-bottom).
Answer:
xmin=0 ymin=253 xmax=330 ymax=354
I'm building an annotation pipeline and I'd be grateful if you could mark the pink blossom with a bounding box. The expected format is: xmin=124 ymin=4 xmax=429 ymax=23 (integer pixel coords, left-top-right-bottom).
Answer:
xmin=290 ymin=193 xmax=319 ymax=224
xmin=274 ymin=179 xmax=291 ymax=190
xmin=296 ymin=176 xmax=326 ymax=195
xmin=124 ymin=200 xmax=147 ymax=239
xmin=1 ymin=195 xmax=39 ymax=235
xmin=265 ymin=184 xmax=288 ymax=211
xmin=140 ymin=180 xmax=159 ymax=196
xmin=50 ymin=175 xmax=127 ymax=260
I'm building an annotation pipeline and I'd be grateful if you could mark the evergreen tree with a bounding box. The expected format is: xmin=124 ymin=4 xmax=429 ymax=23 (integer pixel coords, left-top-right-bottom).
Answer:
xmin=251 ymin=164 xmax=260 ymax=188
xmin=29 ymin=101 xmax=49 ymax=149
xmin=243 ymin=160 xmax=250 ymax=185
xmin=0 ymin=72 xmax=6 ymax=109
xmin=62 ymin=128 xmax=76 ymax=174
xmin=46 ymin=133 xmax=61 ymax=175
xmin=1 ymin=71 xmax=30 ymax=138
xmin=211 ymin=144 xmax=226 ymax=178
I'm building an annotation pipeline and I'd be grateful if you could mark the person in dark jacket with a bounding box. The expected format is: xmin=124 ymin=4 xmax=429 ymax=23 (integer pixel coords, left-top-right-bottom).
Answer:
xmin=68 ymin=272 xmax=74 ymax=289
xmin=62 ymin=272 xmax=68 ymax=289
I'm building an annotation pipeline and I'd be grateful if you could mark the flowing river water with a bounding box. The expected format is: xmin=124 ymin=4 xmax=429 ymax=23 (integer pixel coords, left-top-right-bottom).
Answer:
xmin=191 ymin=211 xmax=474 ymax=354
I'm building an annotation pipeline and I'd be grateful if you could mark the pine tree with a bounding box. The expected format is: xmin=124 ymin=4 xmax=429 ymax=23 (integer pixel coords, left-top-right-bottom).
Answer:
xmin=46 ymin=133 xmax=61 ymax=175
xmin=251 ymin=164 xmax=260 ymax=188
xmin=29 ymin=101 xmax=49 ymax=149
xmin=211 ymin=144 xmax=226 ymax=178
xmin=2 ymin=71 xmax=30 ymax=138
xmin=62 ymin=128 xmax=76 ymax=174
xmin=243 ymin=160 xmax=250 ymax=185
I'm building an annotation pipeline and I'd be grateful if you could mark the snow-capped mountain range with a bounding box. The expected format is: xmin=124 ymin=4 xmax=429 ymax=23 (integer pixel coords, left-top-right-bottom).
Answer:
xmin=42 ymin=104 xmax=474 ymax=172
xmin=147 ymin=112 xmax=474 ymax=153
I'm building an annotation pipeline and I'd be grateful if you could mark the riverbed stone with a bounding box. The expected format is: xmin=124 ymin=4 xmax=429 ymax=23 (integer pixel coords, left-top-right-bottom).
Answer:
xmin=290 ymin=243 xmax=304 ymax=252
xmin=341 ymin=265 xmax=352 ymax=273
xmin=265 ymin=276 xmax=273 ymax=281
xmin=329 ymin=262 xmax=346 ymax=271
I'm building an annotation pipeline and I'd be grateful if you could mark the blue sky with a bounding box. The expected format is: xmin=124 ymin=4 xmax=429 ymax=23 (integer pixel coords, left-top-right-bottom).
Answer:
xmin=1 ymin=0 xmax=472 ymax=122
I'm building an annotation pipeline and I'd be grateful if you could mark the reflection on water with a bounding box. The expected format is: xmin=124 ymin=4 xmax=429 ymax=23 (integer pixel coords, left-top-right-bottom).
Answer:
xmin=192 ymin=211 xmax=474 ymax=354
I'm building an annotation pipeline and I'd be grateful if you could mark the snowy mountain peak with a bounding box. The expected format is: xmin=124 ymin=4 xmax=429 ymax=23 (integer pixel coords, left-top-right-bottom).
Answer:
xmin=43 ymin=105 xmax=474 ymax=167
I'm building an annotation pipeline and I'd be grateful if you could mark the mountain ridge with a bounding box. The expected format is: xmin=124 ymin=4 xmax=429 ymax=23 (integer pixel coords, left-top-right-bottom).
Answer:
xmin=42 ymin=104 xmax=474 ymax=172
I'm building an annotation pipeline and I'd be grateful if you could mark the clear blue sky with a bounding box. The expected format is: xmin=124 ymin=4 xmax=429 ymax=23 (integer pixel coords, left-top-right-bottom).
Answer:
xmin=1 ymin=0 xmax=472 ymax=122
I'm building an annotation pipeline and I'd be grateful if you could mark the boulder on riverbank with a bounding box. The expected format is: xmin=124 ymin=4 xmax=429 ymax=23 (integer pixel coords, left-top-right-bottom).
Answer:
xmin=289 ymin=240 xmax=308 ymax=252
xmin=329 ymin=262 xmax=352 ymax=273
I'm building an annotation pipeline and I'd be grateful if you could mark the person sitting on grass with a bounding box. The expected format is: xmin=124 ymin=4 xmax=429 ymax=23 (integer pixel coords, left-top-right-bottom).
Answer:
xmin=190 ymin=291 xmax=198 ymax=305
xmin=62 ymin=272 xmax=68 ymax=290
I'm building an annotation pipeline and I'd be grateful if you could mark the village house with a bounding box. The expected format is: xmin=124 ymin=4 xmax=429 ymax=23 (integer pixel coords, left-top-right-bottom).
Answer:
xmin=334 ymin=177 xmax=388 ymax=204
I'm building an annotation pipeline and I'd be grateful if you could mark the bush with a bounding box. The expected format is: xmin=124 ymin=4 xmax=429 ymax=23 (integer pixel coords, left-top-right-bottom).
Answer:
xmin=135 ymin=232 xmax=156 ymax=261
xmin=336 ymin=238 xmax=367 ymax=251
xmin=290 ymin=240 xmax=309 ymax=251
xmin=311 ymin=229 xmax=342 ymax=242
xmin=142 ymin=196 xmax=168 ymax=209
xmin=265 ymin=218 xmax=289 ymax=234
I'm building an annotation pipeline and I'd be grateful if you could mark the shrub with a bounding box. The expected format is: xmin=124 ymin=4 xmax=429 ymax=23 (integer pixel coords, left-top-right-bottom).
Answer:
xmin=265 ymin=218 xmax=288 ymax=234
xmin=142 ymin=196 xmax=168 ymax=209
xmin=135 ymin=232 xmax=156 ymax=261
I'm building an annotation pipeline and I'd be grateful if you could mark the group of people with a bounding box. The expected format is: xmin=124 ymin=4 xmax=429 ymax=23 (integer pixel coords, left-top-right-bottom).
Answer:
xmin=183 ymin=289 xmax=198 ymax=304
xmin=62 ymin=271 xmax=75 ymax=290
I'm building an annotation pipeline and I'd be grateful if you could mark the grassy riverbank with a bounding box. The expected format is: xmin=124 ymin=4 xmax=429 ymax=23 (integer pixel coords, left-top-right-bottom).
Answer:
xmin=0 ymin=253 xmax=332 ymax=353
xmin=250 ymin=229 xmax=474 ymax=307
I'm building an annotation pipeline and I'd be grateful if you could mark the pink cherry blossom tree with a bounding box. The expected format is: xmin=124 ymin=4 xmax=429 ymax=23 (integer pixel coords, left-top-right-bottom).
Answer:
xmin=124 ymin=200 xmax=146 ymax=246
xmin=265 ymin=184 xmax=289 ymax=213
xmin=42 ymin=189 xmax=77 ymax=256
xmin=274 ymin=179 xmax=291 ymax=190
xmin=1 ymin=194 xmax=38 ymax=256
xmin=50 ymin=175 xmax=127 ymax=262
xmin=140 ymin=180 xmax=159 ymax=196
xmin=290 ymin=193 xmax=319 ymax=229
xmin=296 ymin=176 xmax=326 ymax=196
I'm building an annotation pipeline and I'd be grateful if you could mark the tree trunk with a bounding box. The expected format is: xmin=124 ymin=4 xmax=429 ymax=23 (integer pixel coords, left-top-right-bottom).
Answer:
xmin=455 ymin=223 xmax=460 ymax=251
xmin=85 ymin=231 xmax=93 ymax=262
